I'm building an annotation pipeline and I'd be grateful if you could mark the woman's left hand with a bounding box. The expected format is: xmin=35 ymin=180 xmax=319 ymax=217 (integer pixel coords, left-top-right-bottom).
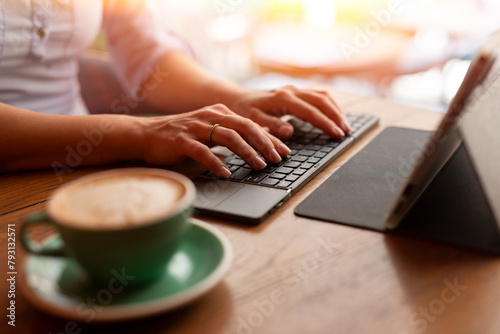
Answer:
xmin=227 ymin=85 xmax=351 ymax=139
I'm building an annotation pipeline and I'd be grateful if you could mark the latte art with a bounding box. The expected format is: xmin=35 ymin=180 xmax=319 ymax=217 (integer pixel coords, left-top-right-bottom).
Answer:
xmin=50 ymin=173 xmax=186 ymax=229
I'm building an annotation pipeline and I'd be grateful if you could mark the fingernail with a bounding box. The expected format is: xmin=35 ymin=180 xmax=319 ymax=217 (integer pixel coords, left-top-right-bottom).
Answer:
xmin=342 ymin=121 xmax=352 ymax=134
xmin=278 ymin=143 xmax=291 ymax=156
xmin=279 ymin=124 xmax=293 ymax=138
xmin=270 ymin=149 xmax=282 ymax=163
xmin=334 ymin=126 xmax=345 ymax=137
xmin=254 ymin=155 xmax=267 ymax=169
xmin=218 ymin=166 xmax=231 ymax=178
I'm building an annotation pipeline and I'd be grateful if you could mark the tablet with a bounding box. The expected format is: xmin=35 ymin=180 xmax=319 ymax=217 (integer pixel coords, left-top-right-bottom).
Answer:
xmin=386 ymin=31 xmax=500 ymax=229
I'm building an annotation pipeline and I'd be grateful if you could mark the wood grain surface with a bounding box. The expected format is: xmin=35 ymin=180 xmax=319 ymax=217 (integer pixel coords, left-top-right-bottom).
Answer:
xmin=2 ymin=91 xmax=499 ymax=334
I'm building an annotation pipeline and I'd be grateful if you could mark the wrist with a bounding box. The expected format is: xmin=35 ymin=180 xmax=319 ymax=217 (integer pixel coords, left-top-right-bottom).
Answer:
xmin=203 ymin=80 xmax=248 ymax=111
xmin=98 ymin=114 xmax=149 ymax=163
xmin=126 ymin=116 xmax=150 ymax=162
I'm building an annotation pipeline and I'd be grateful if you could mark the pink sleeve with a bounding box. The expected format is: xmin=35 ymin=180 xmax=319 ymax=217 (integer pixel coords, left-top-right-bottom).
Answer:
xmin=101 ymin=0 xmax=192 ymax=92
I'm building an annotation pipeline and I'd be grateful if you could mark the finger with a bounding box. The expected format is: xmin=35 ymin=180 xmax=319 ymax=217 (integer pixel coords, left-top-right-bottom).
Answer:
xmin=277 ymin=93 xmax=345 ymax=138
xmin=240 ymin=117 xmax=291 ymax=158
xmin=297 ymin=90 xmax=351 ymax=134
xmin=263 ymin=131 xmax=291 ymax=158
xmin=182 ymin=138 xmax=232 ymax=178
xmin=247 ymin=107 xmax=294 ymax=139
xmin=217 ymin=115 xmax=283 ymax=163
xmin=210 ymin=125 xmax=269 ymax=169
xmin=180 ymin=119 xmax=268 ymax=169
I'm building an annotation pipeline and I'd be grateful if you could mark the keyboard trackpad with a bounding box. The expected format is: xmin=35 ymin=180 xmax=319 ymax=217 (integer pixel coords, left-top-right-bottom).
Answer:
xmin=195 ymin=179 xmax=289 ymax=221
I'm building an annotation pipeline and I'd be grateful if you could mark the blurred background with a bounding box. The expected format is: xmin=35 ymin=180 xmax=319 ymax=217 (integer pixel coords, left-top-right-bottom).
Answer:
xmin=93 ymin=0 xmax=500 ymax=112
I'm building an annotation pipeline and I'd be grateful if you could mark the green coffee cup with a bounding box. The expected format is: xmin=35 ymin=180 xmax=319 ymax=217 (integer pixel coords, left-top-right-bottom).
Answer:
xmin=21 ymin=168 xmax=195 ymax=286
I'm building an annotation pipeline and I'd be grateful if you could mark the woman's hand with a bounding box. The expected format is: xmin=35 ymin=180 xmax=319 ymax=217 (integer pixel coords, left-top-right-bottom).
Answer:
xmin=141 ymin=104 xmax=291 ymax=178
xmin=142 ymin=53 xmax=349 ymax=140
xmin=227 ymin=85 xmax=351 ymax=139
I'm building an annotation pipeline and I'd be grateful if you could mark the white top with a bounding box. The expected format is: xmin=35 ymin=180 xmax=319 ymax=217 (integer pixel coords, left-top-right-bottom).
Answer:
xmin=0 ymin=0 xmax=190 ymax=115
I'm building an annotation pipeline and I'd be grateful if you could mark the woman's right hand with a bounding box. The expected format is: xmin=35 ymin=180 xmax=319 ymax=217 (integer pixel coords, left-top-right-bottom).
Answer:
xmin=141 ymin=104 xmax=291 ymax=178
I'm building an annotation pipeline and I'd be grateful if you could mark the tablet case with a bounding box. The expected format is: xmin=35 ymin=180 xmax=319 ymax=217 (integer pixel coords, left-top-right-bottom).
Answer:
xmin=295 ymin=127 xmax=500 ymax=254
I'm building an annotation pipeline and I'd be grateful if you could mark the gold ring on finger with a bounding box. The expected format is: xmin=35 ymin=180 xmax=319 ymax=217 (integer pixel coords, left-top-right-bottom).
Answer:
xmin=208 ymin=123 xmax=220 ymax=143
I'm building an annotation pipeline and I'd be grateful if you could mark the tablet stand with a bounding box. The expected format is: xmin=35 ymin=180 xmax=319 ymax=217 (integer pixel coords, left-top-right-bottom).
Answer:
xmin=295 ymin=127 xmax=500 ymax=254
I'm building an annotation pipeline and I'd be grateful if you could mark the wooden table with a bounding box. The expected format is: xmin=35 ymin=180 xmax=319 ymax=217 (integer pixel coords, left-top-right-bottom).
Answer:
xmin=2 ymin=91 xmax=500 ymax=334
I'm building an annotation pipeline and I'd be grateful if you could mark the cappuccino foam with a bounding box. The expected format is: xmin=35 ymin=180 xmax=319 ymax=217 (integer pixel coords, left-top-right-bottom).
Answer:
xmin=50 ymin=173 xmax=186 ymax=229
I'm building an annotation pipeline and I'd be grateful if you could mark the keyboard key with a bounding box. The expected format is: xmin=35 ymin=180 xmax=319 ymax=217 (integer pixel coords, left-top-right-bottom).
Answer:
xmin=293 ymin=169 xmax=307 ymax=176
xmin=289 ymin=119 xmax=302 ymax=127
xmin=314 ymin=152 xmax=327 ymax=158
xmin=298 ymin=149 xmax=315 ymax=157
xmin=291 ymin=155 xmax=308 ymax=163
xmin=289 ymin=143 xmax=305 ymax=150
xmin=230 ymin=167 xmax=251 ymax=180
xmin=308 ymin=157 xmax=320 ymax=164
xmin=277 ymin=181 xmax=293 ymax=188
xmin=301 ymin=124 xmax=313 ymax=131
xmin=261 ymin=178 xmax=279 ymax=186
xmin=305 ymin=144 xmax=322 ymax=151
xmin=304 ymin=133 xmax=319 ymax=139
xmin=284 ymin=161 xmax=301 ymax=168
xmin=227 ymin=158 xmax=245 ymax=166
xmin=268 ymin=161 xmax=283 ymax=168
xmin=285 ymin=174 xmax=300 ymax=182
xmin=312 ymin=139 xmax=328 ymax=146
xmin=229 ymin=165 xmax=240 ymax=173
xmin=301 ymin=163 xmax=314 ymax=170
xmin=297 ymin=138 xmax=312 ymax=145
xmin=275 ymin=167 xmax=294 ymax=175
xmin=268 ymin=173 xmax=286 ymax=180
xmin=245 ymin=172 xmax=267 ymax=183
xmin=260 ymin=165 xmax=276 ymax=173
xmin=269 ymin=156 xmax=290 ymax=168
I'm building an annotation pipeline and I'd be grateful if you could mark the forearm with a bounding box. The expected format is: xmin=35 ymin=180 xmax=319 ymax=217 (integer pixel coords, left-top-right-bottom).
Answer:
xmin=140 ymin=51 xmax=350 ymax=139
xmin=142 ymin=51 xmax=247 ymax=113
xmin=0 ymin=103 xmax=146 ymax=173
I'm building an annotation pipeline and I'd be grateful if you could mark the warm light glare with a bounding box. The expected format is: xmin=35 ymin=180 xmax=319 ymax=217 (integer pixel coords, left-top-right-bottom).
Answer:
xmin=205 ymin=14 xmax=250 ymax=42
xmin=413 ymin=27 xmax=449 ymax=55
xmin=302 ymin=0 xmax=337 ymax=28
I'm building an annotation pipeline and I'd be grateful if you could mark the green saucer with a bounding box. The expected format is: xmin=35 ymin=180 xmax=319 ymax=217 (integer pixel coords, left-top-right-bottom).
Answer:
xmin=20 ymin=219 xmax=232 ymax=322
